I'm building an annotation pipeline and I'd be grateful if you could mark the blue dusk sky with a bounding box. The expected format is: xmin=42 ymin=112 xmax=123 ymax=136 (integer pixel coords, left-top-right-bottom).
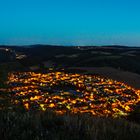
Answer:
xmin=0 ymin=0 xmax=140 ymax=46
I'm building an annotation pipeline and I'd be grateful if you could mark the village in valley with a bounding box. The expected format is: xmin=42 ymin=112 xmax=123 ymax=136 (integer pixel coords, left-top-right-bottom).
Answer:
xmin=6 ymin=71 xmax=140 ymax=117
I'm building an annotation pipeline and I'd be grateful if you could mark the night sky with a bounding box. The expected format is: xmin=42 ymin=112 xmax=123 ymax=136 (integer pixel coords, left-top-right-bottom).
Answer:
xmin=0 ymin=0 xmax=140 ymax=46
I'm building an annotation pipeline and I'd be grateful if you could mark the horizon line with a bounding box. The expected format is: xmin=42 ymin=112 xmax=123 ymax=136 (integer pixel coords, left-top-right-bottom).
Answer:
xmin=0 ymin=43 xmax=139 ymax=48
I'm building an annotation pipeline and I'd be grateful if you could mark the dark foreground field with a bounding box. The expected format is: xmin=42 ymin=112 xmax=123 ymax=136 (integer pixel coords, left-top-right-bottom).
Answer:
xmin=1 ymin=110 xmax=140 ymax=140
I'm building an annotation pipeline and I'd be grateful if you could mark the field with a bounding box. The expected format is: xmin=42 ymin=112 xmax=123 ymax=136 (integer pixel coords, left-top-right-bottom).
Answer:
xmin=1 ymin=111 xmax=140 ymax=140
xmin=68 ymin=67 xmax=140 ymax=89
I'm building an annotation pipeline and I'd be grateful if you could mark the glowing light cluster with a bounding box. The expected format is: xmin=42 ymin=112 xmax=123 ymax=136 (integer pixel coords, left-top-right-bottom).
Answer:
xmin=7 ymin=72 xmax=140 ymax=117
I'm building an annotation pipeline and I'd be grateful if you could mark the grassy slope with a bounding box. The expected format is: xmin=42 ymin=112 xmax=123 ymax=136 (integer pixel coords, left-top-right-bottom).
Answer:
xmin=1 ymin=111 xmax=140 ymax=140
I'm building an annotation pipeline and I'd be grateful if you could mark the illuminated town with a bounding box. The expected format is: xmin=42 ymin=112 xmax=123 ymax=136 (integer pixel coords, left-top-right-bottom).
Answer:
xmin=7 ymin=71 xmax=140 ymax=117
